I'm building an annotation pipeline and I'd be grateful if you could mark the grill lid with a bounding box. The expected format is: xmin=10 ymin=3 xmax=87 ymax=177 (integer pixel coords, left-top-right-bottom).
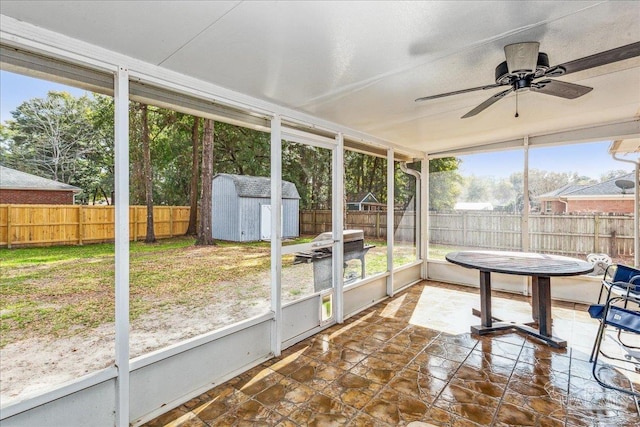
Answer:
xmin=313 ymin=229 xmax=364 ymax=243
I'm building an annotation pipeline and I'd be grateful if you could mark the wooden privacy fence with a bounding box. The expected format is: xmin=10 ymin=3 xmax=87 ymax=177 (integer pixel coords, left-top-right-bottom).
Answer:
xmin=301 ymin=210 xmax=635 ymax=257
xmin=430 ymin=211 xmax=634 ymax=257
xmin=300 ymin=209 xmax=417 ymax=242
xmin=0 ymin=205 xmax=190 ymax=248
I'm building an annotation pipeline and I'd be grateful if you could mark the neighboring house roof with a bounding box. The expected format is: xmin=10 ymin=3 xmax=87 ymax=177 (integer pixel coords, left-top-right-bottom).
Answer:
xmin=537 ymin=184 xmax=588 ymax=199
xmin=214 ymin=173 xmax=300 ymax=199
xmin=348 ymin=192 xmax=380 ymax=204
xmin=537 ymin=173 xmax=636 ymax=199
xmin=0 ymin=165 xmax=82 ymax=192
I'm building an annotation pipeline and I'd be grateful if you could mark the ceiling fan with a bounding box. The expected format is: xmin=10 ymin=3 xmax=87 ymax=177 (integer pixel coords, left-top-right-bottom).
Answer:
xmin=415 ymin=41 xmax=640 ymax=118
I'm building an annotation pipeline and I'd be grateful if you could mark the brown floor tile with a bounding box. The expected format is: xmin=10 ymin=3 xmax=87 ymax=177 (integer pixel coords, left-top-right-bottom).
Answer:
xmin=424 ymin=340 xmax=475 ymax=363
xmin=434 ymin=382 xmax=501 ymax=425
xmin=362 ymin=387 xmax=428 ymax=425
xmin=323 ymin=371 xmax=382 ymax=409
xmin=142 ymin=281 xmax=640 ymax=427
xmin=288 ymin=392 xmax=358 ymax=425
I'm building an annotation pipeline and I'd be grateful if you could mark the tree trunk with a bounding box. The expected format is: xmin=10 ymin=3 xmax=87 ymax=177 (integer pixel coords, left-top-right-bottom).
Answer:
xmin=186 ymin=116 xmax=200 ymax=235
xmin=141 ymin=104 xmax=156 ymax=243
xmin=196 ymin=118 xmax=215 ymax=245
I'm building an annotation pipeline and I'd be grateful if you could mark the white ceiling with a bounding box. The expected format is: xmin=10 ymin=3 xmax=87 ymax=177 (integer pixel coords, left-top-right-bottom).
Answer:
xmin=1 ymin=1 xmax=639 ymax=154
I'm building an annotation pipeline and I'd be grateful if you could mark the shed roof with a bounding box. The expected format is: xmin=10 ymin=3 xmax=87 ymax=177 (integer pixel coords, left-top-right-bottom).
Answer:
xmin=214 ymin=173 xmax=300 ymax=199
xmin=0 ymin=165 xmax=82 ymax=192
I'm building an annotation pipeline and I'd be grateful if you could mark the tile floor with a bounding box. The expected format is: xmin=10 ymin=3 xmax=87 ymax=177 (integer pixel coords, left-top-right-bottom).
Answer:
xmin=143 ymin=281 xmax=639 ymax=426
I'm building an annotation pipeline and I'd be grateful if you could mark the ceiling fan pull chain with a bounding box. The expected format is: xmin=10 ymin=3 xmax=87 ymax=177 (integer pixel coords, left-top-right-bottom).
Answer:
xmin=515 ymin=90 xmax=519 ymax=118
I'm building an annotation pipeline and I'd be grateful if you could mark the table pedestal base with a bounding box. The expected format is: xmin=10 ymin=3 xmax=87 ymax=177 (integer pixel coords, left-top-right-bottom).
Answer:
xmin=470 ymin=308 xmax=567 ymax=348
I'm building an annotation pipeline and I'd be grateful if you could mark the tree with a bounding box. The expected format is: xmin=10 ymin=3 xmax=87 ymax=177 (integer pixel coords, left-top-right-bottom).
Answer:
xmin=1 ymin=91 xmax=107 ymax=202
xmin=601 ymin=169 xmax=632 ymax=182
xmin=187 ymin=116 xmax=200 ymax=235
xmin=464 ymin=176 xmax=491 ymax=202
xmin=429 ymin=157 xmax=463 ymax=210
xmin=196 ymin=119 xmax=215 ymax=245
xmin=344 ymin=151 xmax=387 ymax=207
xmin=140 ymin=104 xmax=156 ymax=243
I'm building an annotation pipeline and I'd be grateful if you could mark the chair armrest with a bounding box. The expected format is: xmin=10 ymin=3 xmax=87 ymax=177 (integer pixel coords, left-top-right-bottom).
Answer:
xmin=629 ymin=274 xmax=640 ymax=285
xmin=603 ymin=264 xmax=617 ymax=281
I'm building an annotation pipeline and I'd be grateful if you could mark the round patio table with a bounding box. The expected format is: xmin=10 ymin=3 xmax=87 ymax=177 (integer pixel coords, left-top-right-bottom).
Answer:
xmin=445 ymin=250 xmax=594 ymax=348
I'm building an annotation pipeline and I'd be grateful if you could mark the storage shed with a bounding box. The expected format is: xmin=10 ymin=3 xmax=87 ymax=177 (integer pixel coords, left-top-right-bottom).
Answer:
xmin=212 ymin=173 xmax=300 ymax=242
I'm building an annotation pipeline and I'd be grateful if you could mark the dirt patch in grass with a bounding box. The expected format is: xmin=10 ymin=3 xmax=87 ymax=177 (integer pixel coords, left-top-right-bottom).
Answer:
xmin=0 ymin=236 xmax=414 ymax=403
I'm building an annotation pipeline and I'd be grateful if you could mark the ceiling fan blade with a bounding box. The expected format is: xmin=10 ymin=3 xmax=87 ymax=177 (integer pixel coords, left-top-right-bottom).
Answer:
xmin=549 ymin=41 xmax=640 ymax=76
xmin=532 ymin=79 xmax=593 ymax=99
xmin=415 ymin=83 xmax=504 ymax=102
xmin=461 ymin=88 xmax=513 ymax=119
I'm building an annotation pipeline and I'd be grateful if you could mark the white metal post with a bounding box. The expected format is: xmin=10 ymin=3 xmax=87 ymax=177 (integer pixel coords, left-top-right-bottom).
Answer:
xmin=270 ymin=115 xmax=282 ymax=356
xmin=421 ymin=157 xmax=429 ymax=279
xmin=332 ymin=133 xmax=345 ymax=322
xmin=114 ymin=66 xmax=130 ymax=427
xmin=610 ymin=152 xmax=640 ymax=267
xmin=387 ymin=149 xmax=394 ymax=296
xmin=522 ymin=137 xmax=530 ymax=252
xmin=522 ymin=137 xmax=530 ymax=295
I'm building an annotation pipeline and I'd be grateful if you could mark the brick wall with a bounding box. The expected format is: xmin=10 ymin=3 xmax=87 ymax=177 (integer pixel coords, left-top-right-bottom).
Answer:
xmin=567 ymin=199 xmax=634 ymax=214
xmin=0 ymin=189 xmax=75 ymax=205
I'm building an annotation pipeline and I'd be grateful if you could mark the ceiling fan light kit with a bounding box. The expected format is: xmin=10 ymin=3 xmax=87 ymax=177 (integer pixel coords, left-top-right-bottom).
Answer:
xmin=415 ymin=41 xmax=640 ymax=119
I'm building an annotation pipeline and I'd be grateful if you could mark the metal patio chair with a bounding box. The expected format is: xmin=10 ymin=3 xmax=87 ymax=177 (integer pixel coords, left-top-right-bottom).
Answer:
xmin=590 ymin=264 xmax=640 ymax=363
xmin=597 ymin=264 xmax=640 ymax=307
xmin=589 ymin=294 xmax=640 ymax=411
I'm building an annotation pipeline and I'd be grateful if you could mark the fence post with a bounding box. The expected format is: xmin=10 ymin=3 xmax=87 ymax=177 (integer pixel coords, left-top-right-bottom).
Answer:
xmin=610 ymin=229 xmax=617 ymax=257
xmin=133 ymin=206 xmax=138 ymax=242
xmin=6 ymin=205 xmax=11 ymax=249
xmin=313 ymin=210 xmax=317 ymax=234
xmin=462 ymin=211 xmax=468 ymax=247
xmin=376 ymin=211 xmax=380 ymax=238
xmin=169 ymin=206 xmax=174 ymax=237
xmin=593 ymin=214 xmax=600 ymax=253
xmin=78 ymin=205 xmax=84 ymax=245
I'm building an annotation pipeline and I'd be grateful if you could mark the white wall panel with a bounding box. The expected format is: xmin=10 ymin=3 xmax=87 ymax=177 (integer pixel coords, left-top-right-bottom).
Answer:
xmin=282 ymin=296 xmax=321 ymax=342
xmin=2 ymin=380 xmax=115 ymax=427
xmin=393 ymin=263 xmax=421 ymax=292
xmin=344 ymin=277 xmax=387 ymax=317
xmin=129 ymin=320 xmax=271 ymax=425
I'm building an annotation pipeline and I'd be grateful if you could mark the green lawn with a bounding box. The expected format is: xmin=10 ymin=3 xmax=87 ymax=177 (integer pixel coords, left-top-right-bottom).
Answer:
xmin=0 ymin=236 xmax=419 ymax=347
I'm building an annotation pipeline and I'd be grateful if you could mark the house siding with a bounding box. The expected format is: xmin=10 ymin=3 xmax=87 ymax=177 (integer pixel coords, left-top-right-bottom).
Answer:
xmin=0 ymin=189 xmax=75 ymax=205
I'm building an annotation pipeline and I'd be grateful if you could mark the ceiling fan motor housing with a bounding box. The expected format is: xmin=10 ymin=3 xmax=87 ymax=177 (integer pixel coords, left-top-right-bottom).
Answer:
xmin=495 ymin=53 xmax=551 ymax=86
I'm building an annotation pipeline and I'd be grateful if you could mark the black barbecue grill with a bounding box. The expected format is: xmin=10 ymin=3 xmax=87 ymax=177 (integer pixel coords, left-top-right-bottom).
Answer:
xmin=294 ymin=230 xmax=374 ymax=291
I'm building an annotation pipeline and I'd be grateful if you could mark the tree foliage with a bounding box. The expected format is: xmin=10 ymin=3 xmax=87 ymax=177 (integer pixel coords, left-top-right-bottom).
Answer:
xmin=0 ymin=91 xmax=112 ymax=204
xmin=429 ymin=157 xmax=463 ymax=210
xmin=1 ymin=91 xmax=462 ymax=217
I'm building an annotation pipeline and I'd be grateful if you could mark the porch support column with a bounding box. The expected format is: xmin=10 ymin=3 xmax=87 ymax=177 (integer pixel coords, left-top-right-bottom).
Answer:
xmin=522 ymin=137 xmax=530 ymax=295
xmin=270 ymin=114 xmax=283 ymax=356
xmin=114 ymin=66 xmax=130 ymax=427
xmin=333 ymin=133 xmax=345 ymax=322
xmin=387 ymin=148 xmax=394 ymax=296
xmin=421 ymin=156 xmax=429 ymax=279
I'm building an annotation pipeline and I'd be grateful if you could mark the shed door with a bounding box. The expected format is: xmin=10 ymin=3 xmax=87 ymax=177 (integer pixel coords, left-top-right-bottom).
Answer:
xmin=260 ymin=205 xmax=283 ymax=240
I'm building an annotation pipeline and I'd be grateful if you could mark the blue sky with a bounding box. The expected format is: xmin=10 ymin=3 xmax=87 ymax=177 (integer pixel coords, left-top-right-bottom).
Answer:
xmin=0 ymin=70 xmax=87 ymax=123
xmin=1 ymin=70 xmax=636 ymax=179
xmin=458 ymin=143 xmax=635 ymax=180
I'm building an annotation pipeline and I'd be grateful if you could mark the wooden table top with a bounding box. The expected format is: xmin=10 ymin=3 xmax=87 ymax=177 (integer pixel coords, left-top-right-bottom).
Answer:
xmin=445 ymin=250 xmax=594 ymax=277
